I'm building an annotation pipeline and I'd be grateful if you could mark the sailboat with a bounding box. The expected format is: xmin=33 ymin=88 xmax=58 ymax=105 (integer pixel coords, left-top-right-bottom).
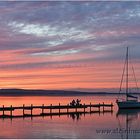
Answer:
xmin=116 ymin=47 xmax=140 ymax=109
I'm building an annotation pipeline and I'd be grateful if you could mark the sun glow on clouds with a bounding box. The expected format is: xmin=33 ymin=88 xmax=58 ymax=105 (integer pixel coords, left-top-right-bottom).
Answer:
xmin=0 ymin=1 xmax=140 ymax=92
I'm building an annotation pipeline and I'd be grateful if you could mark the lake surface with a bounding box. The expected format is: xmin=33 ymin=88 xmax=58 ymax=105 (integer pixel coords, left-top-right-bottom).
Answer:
xmin=0 ymin=94 xmax=140 ymax=139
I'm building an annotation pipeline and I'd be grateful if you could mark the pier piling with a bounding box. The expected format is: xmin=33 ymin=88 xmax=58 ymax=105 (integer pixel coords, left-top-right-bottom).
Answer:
xmin=84 ymin=103 xmax=86 ymax=113
xmin=10 ymin=105 xmax=13 ymax=116
xmin=103 ymin=102 xmax=104 ymax=112
xmin=23 ymin=104 xmax=25 ymax=116
xmin=99 ymin=103 xmax=100 ymax=112
xmin=2 ymin=105 xmax=4 ymax=116
xmin=90 ymin=102 xmax=92 ymax=112
xmin=75 ymin=106 xmax=77 ymax=112
xmin=67 ymin=104 xmax=69 ymax=113
xmin=59 ymin=103 xmax=60 ymax=114
xmin=31 ymin=104 xmax=33 ymax=116
xmin=111 ymin=102 xmax=113 ymax=111
xmin=42 ymin=104 xmax=44 ymax=114
xmin=50 ymin=104 xmax=52 ymax=114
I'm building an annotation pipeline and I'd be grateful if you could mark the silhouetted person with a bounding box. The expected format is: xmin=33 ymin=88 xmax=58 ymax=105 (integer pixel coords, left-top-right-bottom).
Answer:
xmin=76 ymin=99 xmax=81 ymax=106
xmin=70 ymin=99 xmax=76 ymax=106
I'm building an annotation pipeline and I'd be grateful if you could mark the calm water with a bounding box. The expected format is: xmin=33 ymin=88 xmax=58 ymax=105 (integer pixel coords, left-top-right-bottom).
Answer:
xmin=0 ymin=94 xmax=140 ymax=139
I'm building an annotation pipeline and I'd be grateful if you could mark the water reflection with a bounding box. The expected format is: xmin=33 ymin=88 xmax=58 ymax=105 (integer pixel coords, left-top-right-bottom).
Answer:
xmin=1 ymin=110 xmax=113 ymax=121
xmin=69 ymin=113 xmax=82 ymax=121
xmin=116 ymin=109 xmax=140 ymax=139
xmin=0 ymin=95 xmax=140 ymax=138
xmin=117 ymin=109 xmax=140 ymax=116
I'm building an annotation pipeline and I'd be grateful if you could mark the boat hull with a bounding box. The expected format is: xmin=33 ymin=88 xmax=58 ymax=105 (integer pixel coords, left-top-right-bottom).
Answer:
xmin=117 ymin=101 xmax=140 ymax=109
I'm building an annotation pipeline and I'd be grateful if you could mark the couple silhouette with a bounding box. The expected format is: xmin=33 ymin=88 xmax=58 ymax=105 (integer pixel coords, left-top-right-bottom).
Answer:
xmin=70 ymin=99 xmax=81 ymax=106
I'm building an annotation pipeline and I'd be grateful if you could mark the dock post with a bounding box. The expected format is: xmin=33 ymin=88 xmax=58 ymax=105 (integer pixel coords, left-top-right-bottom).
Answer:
xmin=103 ymin=102 xmax=104 ymax=112
xmin=111 ymin=102 xmax=113 ymax=111
xmin=23 ymin=104 xmax=25 ymax=116
xmin=75 ymin=106 xmax=77 ymax=112
xmin=42 ymin=104 xmax=44 ymax=114
xmin=10 ymin=105 xmax=13 ymax=117
xmin=3 ymin=105 xmax=4 ymax=116
xmin=31 ymin=104 xmax=33 ymax=116
xmin=50 ymin=104 xmax=52 ymax=119
xmin=90 ymin=102 xmax=92 ymax=113
xmin=99 ymin=103 xmax=100 ymax=112
xmin=84 ymin=103 xmax=86 ymax=113
xmin=59 ymin=103 xmax=60 ymax=114
xmin=67 ymin=104 xmax=69 ymax=113
xmin=50 ymin=104 xmax=52 ymax=114
xmin=111 ymin=102 xmax=113 ymax=115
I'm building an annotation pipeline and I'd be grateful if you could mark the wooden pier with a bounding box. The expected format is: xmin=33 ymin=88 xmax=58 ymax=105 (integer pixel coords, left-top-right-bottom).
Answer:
xmin=0 ymin=102 xmax=113 ymax=119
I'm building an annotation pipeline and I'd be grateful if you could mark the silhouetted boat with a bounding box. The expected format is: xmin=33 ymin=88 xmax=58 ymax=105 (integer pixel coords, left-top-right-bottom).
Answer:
xmin=116 ymin=47 xmax=140 ymax=109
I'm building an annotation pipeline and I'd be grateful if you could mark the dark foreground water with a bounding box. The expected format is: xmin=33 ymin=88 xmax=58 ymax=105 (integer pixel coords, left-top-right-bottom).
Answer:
xmin=0 ymin=94 xmax=140 ymax=139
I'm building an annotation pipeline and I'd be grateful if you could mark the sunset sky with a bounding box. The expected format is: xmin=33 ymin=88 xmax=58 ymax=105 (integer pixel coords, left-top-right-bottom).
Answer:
xmin=0 ymin=1 xmax=140 ymax=92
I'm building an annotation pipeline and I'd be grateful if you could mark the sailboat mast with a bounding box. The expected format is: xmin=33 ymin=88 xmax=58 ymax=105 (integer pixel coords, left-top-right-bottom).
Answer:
xmin=126 ymin=47 xmax=129 ymax=101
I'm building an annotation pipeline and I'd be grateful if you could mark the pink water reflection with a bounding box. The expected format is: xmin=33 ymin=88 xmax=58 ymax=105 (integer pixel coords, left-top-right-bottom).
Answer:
xmin=0 ymin=95 xmax=138 ymax=139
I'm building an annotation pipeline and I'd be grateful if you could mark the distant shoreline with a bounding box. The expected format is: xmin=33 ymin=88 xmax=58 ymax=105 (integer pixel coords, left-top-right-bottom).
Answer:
xmin=0 ymin=89 xmax=138 ymax=97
